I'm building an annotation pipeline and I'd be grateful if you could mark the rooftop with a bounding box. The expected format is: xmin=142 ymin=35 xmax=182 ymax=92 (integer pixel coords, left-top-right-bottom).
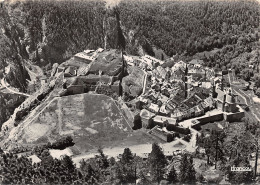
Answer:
xmin=88 ymin=49 xmax=123 ymax=76
xmin=153 ymin=115 xmax=177 ymax=124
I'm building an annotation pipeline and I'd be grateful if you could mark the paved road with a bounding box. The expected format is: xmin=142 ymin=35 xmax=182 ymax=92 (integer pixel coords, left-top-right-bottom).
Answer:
xmin=228 ymin=70 xmax=260 ymax=122
xmin=72 ymin=136 xmax=195 ymax=167
xmin=141 ymin=71 xmax=147 ymax=95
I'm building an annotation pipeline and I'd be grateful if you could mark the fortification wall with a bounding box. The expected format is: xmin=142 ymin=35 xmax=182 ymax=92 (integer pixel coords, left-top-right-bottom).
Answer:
xmin=224 ymin=111 xmax=245 ymax=122
xmin=67 ymin=85 xmax=84 ymax=95
xmin=197 ymin=113 xmax=224 ymax=125
xmin=192 ymin=113 xmax=224 ymax=130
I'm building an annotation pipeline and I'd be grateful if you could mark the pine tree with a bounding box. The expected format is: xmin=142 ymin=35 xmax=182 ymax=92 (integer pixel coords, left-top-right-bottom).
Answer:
xmin=166 ymin=165 xmax=177 ymax=183
xmin=179 ymin=153 xmax=188 ymax=182
xmin=114 ymin=162 xmax=124 ymax=183
xmin=61 ymin=155 xmax=75 ymax=172
xmin=148 ymin=143 xmax=168 ymax=184
xmin=179 ymin=153 xmax=196 ymax=183
xmin=138 ymin=170 xmax=150 ymax=185
xmin=85 ymin=164 xmax=96 ymax=183
xmin=112 ymin=148 xmax=136 ymax=184
xmin=109 ymin=157 xmax=116 ymax=166
xmin=187 ymin=155 xmax=196 ymax=183
xmin=121 ymin=148 xmax=134 ymax=165
xmin=80 ymin=160 xmax=96 ymax=183
xmin=95 ymin=148 xmax=109 ymax=169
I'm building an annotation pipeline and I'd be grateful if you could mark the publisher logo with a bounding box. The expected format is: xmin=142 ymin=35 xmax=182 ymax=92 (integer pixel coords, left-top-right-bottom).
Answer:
xmin=231 ymin=166 xmax=252 ymax=172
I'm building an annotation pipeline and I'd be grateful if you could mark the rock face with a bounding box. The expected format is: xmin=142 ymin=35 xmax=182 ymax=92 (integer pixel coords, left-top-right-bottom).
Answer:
xmin=5 ymin=65 xmax=30 ymax=92
xmin=0 ymin=6 xmax=30 ymax=92
xmin=0 ymin=93 xmax=25 ymax=129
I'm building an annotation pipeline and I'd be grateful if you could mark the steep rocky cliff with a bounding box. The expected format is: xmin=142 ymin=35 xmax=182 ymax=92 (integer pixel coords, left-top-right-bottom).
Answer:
xmin=0 ymin=0 xmax=157 ymax=76
xmin=0 ymin=3 xmax=30 ymax=92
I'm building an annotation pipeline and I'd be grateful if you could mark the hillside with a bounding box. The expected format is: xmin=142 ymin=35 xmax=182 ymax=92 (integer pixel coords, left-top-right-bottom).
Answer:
xmin=0 ymin=0 xmax=260 ymax=126
xmin=3 ymin=93 xmax=134 ymax=151
xmin=0 ymin=1 xmax=260 ymax=185
xmin=1 ymin=0 xmax=259 ymax=73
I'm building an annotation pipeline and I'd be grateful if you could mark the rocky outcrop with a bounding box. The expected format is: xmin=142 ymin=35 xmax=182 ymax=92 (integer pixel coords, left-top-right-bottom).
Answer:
xmin=5 ymin=64 xmax=30 ymax=92
xmin=0 ymin=93 xmax=25 ymax=129
xmin=0 ymin=6 xmax=30 ymax=92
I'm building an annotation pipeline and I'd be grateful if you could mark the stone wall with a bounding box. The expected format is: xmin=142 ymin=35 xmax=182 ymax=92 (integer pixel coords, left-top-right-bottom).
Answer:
xmin=224 ymin=111 xmax=245 ymax=122
xmin=197 ymin=113 xmax=224 ymax=125
xmin=67 ymin=85 xmax=84 ymax=95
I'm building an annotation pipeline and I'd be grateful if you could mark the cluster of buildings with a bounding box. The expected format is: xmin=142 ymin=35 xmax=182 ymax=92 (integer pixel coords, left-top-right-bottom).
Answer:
xmin=53 ymin=48 xmax=245 ymax=143
xmin=126 ymin=56 xmax=244 ymax=142
xmin=122 ymin=58 xmax=214 ymax=141
xmin=191 ymin=86 xmax=245 ymax=131
xmin=124 ymin=54 xmax=164 ymax=70
xmin=56 ymin=49 xmax=126 ymax=98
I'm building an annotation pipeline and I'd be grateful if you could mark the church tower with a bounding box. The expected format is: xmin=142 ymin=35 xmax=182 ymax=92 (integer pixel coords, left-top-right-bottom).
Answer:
xmin=184 ymin=63 xmax=188 ymax=99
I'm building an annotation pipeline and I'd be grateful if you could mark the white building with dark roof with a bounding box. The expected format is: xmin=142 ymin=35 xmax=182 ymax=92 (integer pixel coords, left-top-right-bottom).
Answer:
xmin=153 ymin=115 xmax=177 ymax=125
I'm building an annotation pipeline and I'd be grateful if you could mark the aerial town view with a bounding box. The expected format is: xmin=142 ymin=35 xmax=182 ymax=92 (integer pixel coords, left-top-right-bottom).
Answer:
xmin=1 ymin=0 xmax=260 ymax=184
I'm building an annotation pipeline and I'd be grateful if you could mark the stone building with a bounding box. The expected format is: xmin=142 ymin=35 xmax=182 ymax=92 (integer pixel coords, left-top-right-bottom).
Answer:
xmin=216 ymin=89 xmax=238 ymax=113
xmin=140 ymin=109 xmax=155 ymax=128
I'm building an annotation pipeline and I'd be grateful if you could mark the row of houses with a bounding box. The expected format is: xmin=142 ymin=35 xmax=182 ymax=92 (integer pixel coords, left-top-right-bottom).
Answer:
xmin=170 ymin=96 xmax=215 ymax=121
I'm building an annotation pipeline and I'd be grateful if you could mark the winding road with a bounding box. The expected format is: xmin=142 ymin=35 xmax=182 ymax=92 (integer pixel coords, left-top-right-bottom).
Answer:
xmin=0 ymin=78 xmax=30 ymax=97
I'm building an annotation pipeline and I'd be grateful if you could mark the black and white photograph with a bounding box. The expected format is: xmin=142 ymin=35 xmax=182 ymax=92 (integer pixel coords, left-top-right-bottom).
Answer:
xmin=0 ymin=0 xmax=260 ymax=184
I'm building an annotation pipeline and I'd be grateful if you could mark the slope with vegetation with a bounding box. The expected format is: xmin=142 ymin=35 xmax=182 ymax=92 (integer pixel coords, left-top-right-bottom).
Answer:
xmin=0 ymin=0 xmax=260 ymax=124
xmin=2 ymin=0 xmax=260 ymax=72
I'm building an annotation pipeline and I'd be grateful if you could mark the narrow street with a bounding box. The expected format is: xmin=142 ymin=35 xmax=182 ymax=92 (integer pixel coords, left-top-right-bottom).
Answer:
xmin=141 ymin=71 xmax=147 ymax=95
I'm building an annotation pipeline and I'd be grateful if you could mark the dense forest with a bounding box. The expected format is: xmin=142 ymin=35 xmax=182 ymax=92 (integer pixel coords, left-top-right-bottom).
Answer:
xmin=1 ymin=0 xmax=260 ymax=77
xmin=0 ymin=143 xmax=189 ymax=184
xmin=0 ymin=128 xmax=258 ymax=185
